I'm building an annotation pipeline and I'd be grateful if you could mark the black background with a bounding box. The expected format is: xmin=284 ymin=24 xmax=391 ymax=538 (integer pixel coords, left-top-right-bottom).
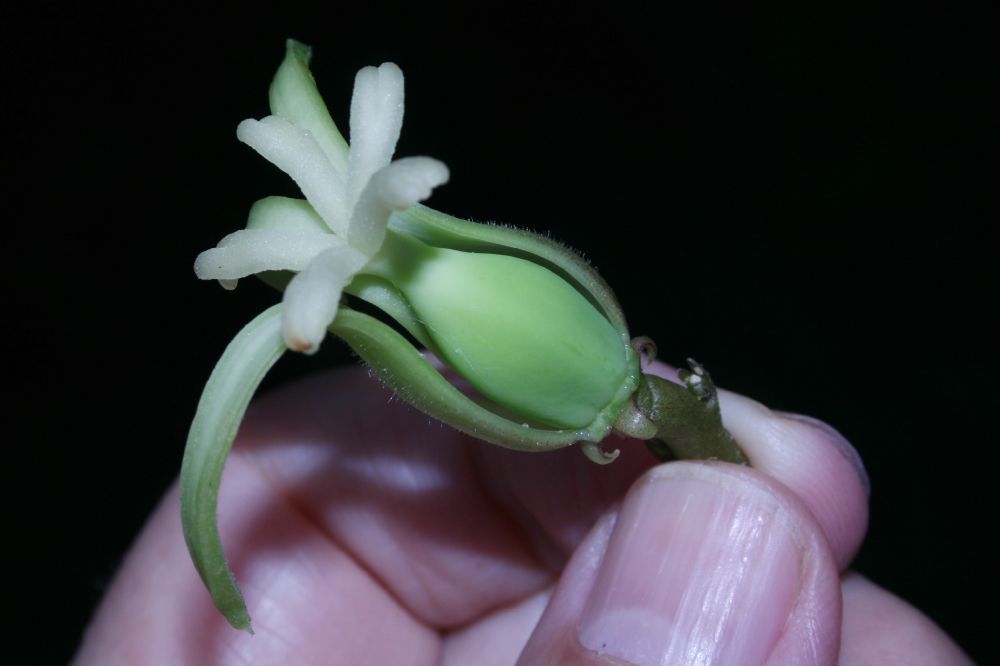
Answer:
xmin=5 ymin=3 xmax=994 ymax=663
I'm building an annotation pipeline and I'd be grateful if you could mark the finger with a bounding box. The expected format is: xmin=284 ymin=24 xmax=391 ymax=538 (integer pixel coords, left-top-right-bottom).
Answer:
xmin=648 ymin=363 xmax=870 ymax=570
xmin=475 ymin=361 xmax=869 ymax=573
xmin=73 ymin=456 xmax=438 ymax=665
xmin=441 ymin=589 xmax=551 ymax=666
xmin=716 ymin=390 xmax=869 ymax=569
xmin=470 ymin=434 xmax=659 ymax=570
xmin=518 ymin=462 xmax=842 ymax=666
xmin=230 ymin=366 xmax=552 ymax=628
xmin=839 ymin=573 xmax=973 ymax=665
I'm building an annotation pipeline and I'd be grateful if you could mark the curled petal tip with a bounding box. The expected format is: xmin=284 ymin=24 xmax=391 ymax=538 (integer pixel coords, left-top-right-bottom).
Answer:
xmin=581 ymin=442 xmax=621 ymax=464
xmin=234 ymin=118 xmax=259 ymax=143
xmin=281 ymin=307 xmax=325 ymax=354
xmin=283 ymin=333 xmax=318 ymax=354
xmin=280 ymin=310 xmax=326 ymax=355
xmin=356 ymin=62 xmax=403 ymax=90
xmin=280 ymin=246 xmax=366 ymax=355
xmin=193 ymin=250 xmax=214 ymax=279
xmin=376 ymin=63 xmax=404 ymax=92
xmin=376 ymin=157 xmax=450 ymax=210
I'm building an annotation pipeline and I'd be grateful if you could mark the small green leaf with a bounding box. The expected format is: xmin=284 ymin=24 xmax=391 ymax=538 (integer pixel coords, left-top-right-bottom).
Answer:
xmin=180 ymin=305 xmax=286 ymax=633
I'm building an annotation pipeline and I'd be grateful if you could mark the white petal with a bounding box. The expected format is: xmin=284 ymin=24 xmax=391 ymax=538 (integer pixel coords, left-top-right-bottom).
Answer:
xmin=348 ymin=157 xmax=450 ymax=256
xmin=194 ymin=228 xmax=341 ymax=281
xmin=347 ymin=63 xmax=404 ymax=212
xmin=237 ymin=116 xmax=348 ymax=235
xmin=281 ymin=245 xmax=368 ymax=353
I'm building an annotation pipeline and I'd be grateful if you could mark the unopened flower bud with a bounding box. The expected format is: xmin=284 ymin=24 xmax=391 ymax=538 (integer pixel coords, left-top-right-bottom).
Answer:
xmin=367 ymin=231 xmax=631 ymax=429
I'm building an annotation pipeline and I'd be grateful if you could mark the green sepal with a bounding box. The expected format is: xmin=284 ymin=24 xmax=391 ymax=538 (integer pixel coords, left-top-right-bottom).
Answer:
xmin=269 ymin=39 xmax=349 ymax=175
xmin=343 ymin=273 xmax=440 ymax=354
xmin=180 ymin=305 xmax=287 ymax=633
xmin=329 ymin=306 xmax=635 ymax=449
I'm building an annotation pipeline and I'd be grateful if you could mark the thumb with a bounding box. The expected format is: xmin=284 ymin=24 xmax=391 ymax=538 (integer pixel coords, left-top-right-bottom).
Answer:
xmin=517 ymin=463 xmax=842 ymax=666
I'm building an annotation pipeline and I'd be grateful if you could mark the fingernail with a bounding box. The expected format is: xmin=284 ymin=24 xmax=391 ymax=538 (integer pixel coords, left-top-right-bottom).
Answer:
xmin=778 ymin=412 xmax=870 ymax=496
xmin=578 ymin=466 xmax=803 ymax=666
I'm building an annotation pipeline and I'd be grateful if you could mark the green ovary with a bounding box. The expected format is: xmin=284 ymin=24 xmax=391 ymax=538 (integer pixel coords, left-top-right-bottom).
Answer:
xmin=367 ymin=234 xmax=629 ymax=429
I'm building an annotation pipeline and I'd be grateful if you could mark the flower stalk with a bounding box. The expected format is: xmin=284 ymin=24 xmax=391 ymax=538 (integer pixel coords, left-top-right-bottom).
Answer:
xmin=183 ymin=39 xmax=747 ymax=632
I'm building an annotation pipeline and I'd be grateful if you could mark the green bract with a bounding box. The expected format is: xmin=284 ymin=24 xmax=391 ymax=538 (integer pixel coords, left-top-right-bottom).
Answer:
xmin=183 ymin=39 xmax=745 ymax=633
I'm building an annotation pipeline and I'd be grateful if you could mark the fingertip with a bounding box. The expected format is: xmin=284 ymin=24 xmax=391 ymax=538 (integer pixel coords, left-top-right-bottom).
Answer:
xmin=718 ymin=390 xmax=870 ymax=569
xmin=840 ymin=573 xmax=974 ymax=665
xmin=516 ymin=512 xmax=619 ymax=665
xmin=776 ymin=411 xmax=869 ymax=497
xmin=518 ymin=463 xmax=842 ymax=666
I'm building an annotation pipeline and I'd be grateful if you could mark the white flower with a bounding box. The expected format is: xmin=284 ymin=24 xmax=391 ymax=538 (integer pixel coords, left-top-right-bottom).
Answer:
xmin=194 ymin=55 xmax=448 ymax=353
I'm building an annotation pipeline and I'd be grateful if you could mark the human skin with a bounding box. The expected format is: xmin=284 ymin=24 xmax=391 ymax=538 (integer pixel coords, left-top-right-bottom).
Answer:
xmin=73 ymin=362 xmax=971 ymax=665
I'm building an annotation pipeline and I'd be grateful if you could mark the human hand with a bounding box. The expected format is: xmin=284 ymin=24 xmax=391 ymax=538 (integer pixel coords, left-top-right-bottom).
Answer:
xmin=73 ymin=363 xmax=970 ymax=665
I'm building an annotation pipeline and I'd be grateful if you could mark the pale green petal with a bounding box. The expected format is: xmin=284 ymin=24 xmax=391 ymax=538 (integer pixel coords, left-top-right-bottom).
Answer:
xmin=346 ymin=63 xmax=404 ymax=211
xmin=180 ymin=305 xmax=287 ymax=633
xmin=237 ymin=116 xmax=348 ymax=235
xmin=245 ymin=196 xmax=329 ymax=234
xmin=281 ymin=245 xmax=368 ymax=353
xmin=269 ymin=39 xmax=349 ymax=178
